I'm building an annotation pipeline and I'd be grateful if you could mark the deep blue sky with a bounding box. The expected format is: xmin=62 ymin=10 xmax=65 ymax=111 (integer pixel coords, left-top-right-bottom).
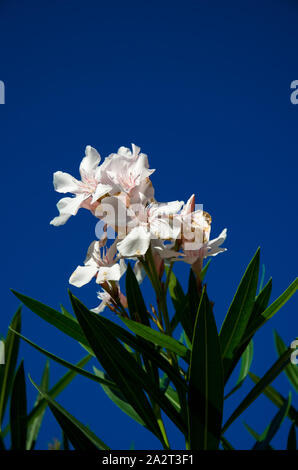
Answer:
xmin=0 ymin=0 xmax=297 ymax=450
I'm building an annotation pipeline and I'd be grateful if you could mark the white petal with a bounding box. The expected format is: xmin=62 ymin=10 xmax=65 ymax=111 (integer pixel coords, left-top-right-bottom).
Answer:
xmin=150 ymin=200 xmax=184 ymax=217
xmin=133 ymin=260 xmax=146 ymax=283
xmin=96 ymin=264 xmax=121 ymax=283
xmin=69 ymin=264 xmax=98 ymax=287
xmin=50 ymin=194 xmax=87 ymax=226
xmin=131 ymin=154 xmax=155 ymax=184
xmin=79 ymin=146 xmax=101 ymax=177
xmin=117 ymin=226 xmax=151 ymax=257
xmin=53 ymin=171 xmax=80 ymax=194
xmin=206 ymin=228 xmax=227 ymax=257
xmin=91 ymin=183 xmax=113 ymax=203
xmin=91 ymin=301 xmax=106 ymax=314
xmin=50 ymin=213 xmax=72 ymax=226
xmin=119 ymin=258 xmax=127 ymax=277
xmin=58 ymin=193 xmax=88 ymax=216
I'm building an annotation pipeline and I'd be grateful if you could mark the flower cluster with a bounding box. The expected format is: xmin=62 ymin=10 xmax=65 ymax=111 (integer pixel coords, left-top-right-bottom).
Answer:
xmin=51 ymin=144 xmax=227 ymax=312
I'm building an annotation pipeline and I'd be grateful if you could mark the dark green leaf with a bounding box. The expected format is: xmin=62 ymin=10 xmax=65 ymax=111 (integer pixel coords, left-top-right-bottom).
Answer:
xmin=242 ymin=278 xmax=298 ymax=345
xmin=249 ymin=278 xmax=272 ymax=326
xmin=225 ymin=340 xmax=254 ymax=400
xmin=30 ymin=377 xmax=109 ymax=450
xmin=93 ymin=366 xmax=145 ymax=427
xmin=11 ymin=290 xmax=89 ymax=348
xmin=126 ymin=264 xmax=150 ymax=325
xmin=220 ymin=436 xmax=235 ymax=450
xmin=121 ymin=318 xmax=189 ymax=361
xmin=220 ymin=248 xmax=260 ymax=381
xmin=253 ymin=394 xmax=291 ymax=450
xmin=188 ymin=288 xmax=224 ymax=450
xmin=222 ymin=348 xmax=293 ymax=433
xmin=10 ymin=361 xmax=27 ymax=450
xmin=26 ymin=360 xmax=50 ymax=450
xmin=199 ymin=259 xmax=211 ymax=281
xmin=167 ymin=269 xmax=189 ymax=335
xmin=70 ymin=293 xmax=181 ymax=442
xmin=10 ymin=329 xmax=116 ymax=390
xmin=0 ymin=307 xmax=21 ymax=426
xmin=287 ymin=423 xmax=297 ymax=450
xmin=187 ymin=269 xmax=201 ymax=335
xmin=248 ymin=372 xmax=298 ymax=425
xmin=274 ymin=330 xmax=298 ymax=392
xmin=87 ymin=309 xmax=187 ymax=395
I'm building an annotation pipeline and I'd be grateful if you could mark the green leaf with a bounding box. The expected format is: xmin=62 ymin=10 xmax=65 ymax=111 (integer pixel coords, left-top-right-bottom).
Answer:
xmin=96 ymin=313 xmax=187 ymax=395
xmin=242 ymin=278 xmax=298 ymax=345
xmin=220 ymin=248 xmax=260 ymax=381
xmin=200 ymin=259 xmax=211 ymax=281
xmin=29 ymin=377 xmax=109 ymax=450
xmin=26 ymin=360 xmax=50 ymax=450
xmin=70 ymin=293 xmax=183 ymax=441
xmin=121 ymin=318 xmax=189 ymax=361
xmin=274 ymin=330 xmax=298 ymax=392
xmin=10 ymin=361 xmax=27 ymax=450
xmin=248 ymin=372 xmax=298 ymax=425
xmin=2 ymin=355 xmax=92 ymax=440
xmin=167 ymin=269 xmax=188 ymax=335
xmin=126 ymin=264 xmax=150 ymax=325
xmin=222 ymin=347 xmax=293 ymax=433
xmin=220 ymin=436 xmax=235 ymax=450
xmin=287 ymin=423 xmax=297 ymax=450
xmin=249 ymin=278 xmax=272 ymax=326
xmin=11 ymin=290 xmax=89 ymax=348
xmin=62 ymin=431 xmax=70 ymax=450
xmin=93 ymin=366 xmax=145 ymax=427
xmin=0 ymin=307 xmax=21 ymax=427
xmin=10 ymin=329 xmax=116 ymax=390
xmin=253 ymin=393 xmax=291 ymax=450
xmin=225 ymin=340 xmax=254 ymax=400
xmin=188 ymin=288 xmax=224 ymax=450
xmin=187 ymin=269 xmax=201 ymax=335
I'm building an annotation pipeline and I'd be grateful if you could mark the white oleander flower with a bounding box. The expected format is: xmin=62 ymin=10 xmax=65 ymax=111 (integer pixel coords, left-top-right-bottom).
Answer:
xmin=69 ymin=238 xmax=126 ymax=287
xmin=114 ymin=199 xmax=184 ymax=258
xmin=50 ymin=146 xmax=112 ymax=226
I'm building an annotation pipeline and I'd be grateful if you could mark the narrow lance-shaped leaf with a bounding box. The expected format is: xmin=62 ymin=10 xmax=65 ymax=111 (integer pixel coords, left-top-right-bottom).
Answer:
xmin=188 ymin=288 xmax=224 ymax=450
xmin=248 ymin=372 xmax=298 ymax=425
xmin=29 ymin=377 xmax=110 ymax=450
xmin=253 ymin=393 xmax=292 ymax=450
xmin=26 ymin=360 xmax=50 ymax=450
xmin=287 ymin=423 xmax=297 ymax=450
xmin=241 ymin=278 xmax=298 ymax=345
xmin=126 ymin=264 xmax=150 ymax=325
xmin=69 ymin=293 xmax=170 ymax=443
xmin=222 ymin=347 xmax=293 ymax=433
xmin=11 ymin=290 xmax=89 ymax=348
xmin=225 ymin=340 xmax=254 ymax=400
xmin=220 ymin=248 xmax=260 ymax=382
xmin=274 ymin=330 xmax=298 ymax=392
xmin=10 ymin=329 xmax=116 ymax=390
xmin=0 ymin=307 xmax=21 ymax=427
xmin=166 ymin=268 xmax=188 ymax=335
xmin=121 ymin=317 xmax=189 ymax=361
xmin=126 ymin=264 xmax=159 ymax=386
xmin=93 ymin=366 xmax=145 ymax=427
xmin=10 ymin=361 xmax=27 ymax=450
